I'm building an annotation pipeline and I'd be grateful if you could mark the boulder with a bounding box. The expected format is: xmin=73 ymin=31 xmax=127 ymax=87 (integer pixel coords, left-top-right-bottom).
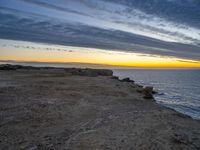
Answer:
xmin=143 ymin=86 xmax=154 ymax=99
xmin=173 ymin=132 xmax=190 ymax=144
xmin=144 ymin=86 xmax=153 ymax=93
xmin=111 ymin=76 xmax=119 ymax=80
xmin=121 ymin=77 xmax=134 ymax=83
xmin=152 ymin=90 xmax=158 ymax=94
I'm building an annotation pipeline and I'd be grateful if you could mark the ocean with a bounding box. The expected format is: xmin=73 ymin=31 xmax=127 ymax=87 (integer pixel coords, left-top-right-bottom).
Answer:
xmin=113 ymin=69 xmax=200 ymax=120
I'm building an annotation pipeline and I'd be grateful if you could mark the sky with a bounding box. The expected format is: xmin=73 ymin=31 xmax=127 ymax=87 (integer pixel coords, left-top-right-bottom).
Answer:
xmin=0 ymin=0 xmax=200 ymax=68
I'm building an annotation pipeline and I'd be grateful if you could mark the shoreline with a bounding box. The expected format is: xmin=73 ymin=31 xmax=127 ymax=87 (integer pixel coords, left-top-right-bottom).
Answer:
xmin=0 ymin=64 xmax=200 ymax=149
xmin=113 ymin=69 xmax=200 ymax=121
xmin=1 ymin=64 xmax=195 ymax=120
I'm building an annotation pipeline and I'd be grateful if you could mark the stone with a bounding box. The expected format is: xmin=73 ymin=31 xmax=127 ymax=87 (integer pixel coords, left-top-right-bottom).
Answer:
xmin=173 ymin=132 xmax=190 ymax=144
xmin=143 ymin=86 xmax=154 ymax=99
xmin=111 ymin=76 xmax=119 ymax=80
xmin=144 ymin=86 xmax=153 ymax=93
xmin=152 ymin=90 xmax=158 ymax=94
xmin=121 ymin=77 xmax=134 ymax=83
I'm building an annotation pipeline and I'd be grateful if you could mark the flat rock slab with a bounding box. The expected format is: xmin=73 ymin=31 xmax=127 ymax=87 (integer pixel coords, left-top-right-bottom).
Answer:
xmin=0 ymin=69 xmax=200 ymax=150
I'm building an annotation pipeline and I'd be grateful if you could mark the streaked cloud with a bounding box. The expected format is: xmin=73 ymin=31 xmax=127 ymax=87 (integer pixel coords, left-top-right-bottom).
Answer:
xmin=0 ymin=0 xmax=200 ymax=61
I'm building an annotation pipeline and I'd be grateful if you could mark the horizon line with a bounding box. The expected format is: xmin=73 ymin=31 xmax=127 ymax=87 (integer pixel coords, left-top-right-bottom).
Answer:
xmin=1 ymin=60 xmax=200 ymax=70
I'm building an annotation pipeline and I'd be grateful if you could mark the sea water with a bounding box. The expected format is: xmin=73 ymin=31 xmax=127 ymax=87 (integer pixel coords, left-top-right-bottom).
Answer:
xmin=113 ymin=69 xmax=200 ymax=119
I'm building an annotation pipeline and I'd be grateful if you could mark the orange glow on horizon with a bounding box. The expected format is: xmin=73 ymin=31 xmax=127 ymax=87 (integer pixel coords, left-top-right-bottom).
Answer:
xmin=0 ymin=39 xmax=200 ymax=69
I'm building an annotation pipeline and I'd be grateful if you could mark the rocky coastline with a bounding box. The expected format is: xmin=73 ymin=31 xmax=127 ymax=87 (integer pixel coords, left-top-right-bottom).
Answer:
xmin=0 ymin=64 xmax=200 ymax=149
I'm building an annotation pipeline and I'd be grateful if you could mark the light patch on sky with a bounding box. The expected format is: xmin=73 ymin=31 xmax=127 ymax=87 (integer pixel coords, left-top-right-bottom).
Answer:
xmin=1 ymin=39 xmax=200 ymax=68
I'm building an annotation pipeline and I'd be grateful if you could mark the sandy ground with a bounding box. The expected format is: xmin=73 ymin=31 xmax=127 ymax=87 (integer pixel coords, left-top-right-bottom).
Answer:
xmin=0 ymin=68 xmax=200 ymax=150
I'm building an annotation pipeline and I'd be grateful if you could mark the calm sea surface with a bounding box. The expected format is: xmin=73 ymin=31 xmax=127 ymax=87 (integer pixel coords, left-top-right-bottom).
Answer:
xmin=113 ymin=69 xmax=200 ymax=119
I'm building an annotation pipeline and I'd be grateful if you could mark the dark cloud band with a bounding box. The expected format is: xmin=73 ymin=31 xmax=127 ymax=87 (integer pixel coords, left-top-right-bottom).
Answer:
xmin=0 ymin=0 xmax=200 ymax=61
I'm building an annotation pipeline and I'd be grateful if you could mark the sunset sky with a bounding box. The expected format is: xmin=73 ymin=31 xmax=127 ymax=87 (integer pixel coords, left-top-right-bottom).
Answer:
xmin=0 ymin=0 xmax=200 ymax=68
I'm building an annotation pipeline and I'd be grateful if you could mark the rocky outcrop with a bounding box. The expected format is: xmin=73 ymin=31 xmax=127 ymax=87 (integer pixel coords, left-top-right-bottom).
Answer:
xmin=111 ymin=76 xmax=119 ymax=80
xmin=143 ymin=86 xmax=154 ymax=99
xmin=0 ymin=67 xmax=200 ymax=150
xmin=65 ymin=68 xmax=113 ymax=77
xmin=0 ymin=64 xmax=113 ymax=77
xmin=0 ymin=64 xmax=40 ymax=70
xmin=121 ymin=77 xmax=134 ymax=83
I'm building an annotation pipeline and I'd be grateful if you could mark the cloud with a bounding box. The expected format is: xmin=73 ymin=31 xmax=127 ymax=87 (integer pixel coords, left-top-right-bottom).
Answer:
xmin=20 ymin=0 xmax=93 ymax=18
xmin=0 ymin=0 xmax=200 ymax=61
xmin=103 ymin=0 xmax=200 ymax=26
